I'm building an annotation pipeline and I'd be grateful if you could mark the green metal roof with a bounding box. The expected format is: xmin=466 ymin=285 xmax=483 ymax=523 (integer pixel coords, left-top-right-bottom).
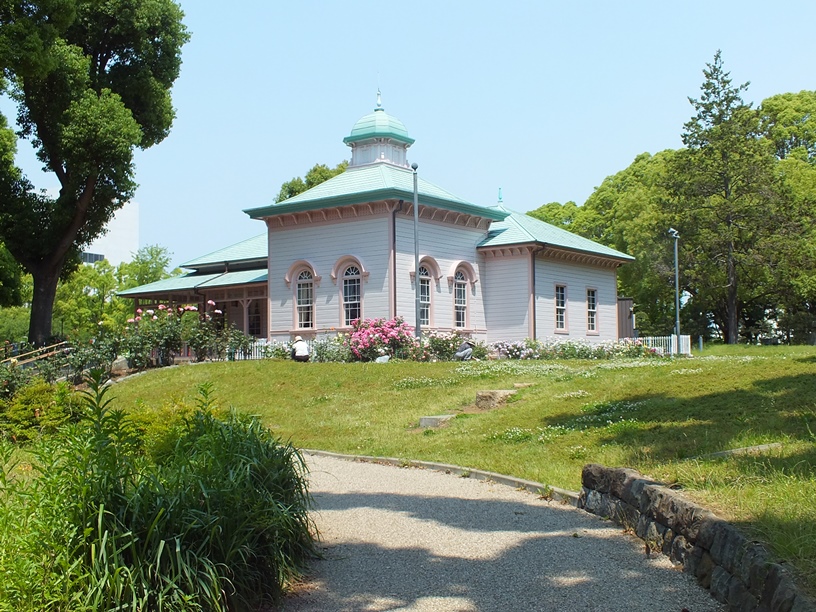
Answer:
xmin=181 ymin=234 xmax=267 ymax=269
xmin=118 ymin=270 xmax=268 ymax=297
xmin=118 ymin=273 xmax=224 ymax=296
xmin=343 ymin=107 xmax=414 ymax=145
xmin=244 ymin=164 xmax=508 ymax=222
xmin=478 ymin=208 xmax=634 ymax=262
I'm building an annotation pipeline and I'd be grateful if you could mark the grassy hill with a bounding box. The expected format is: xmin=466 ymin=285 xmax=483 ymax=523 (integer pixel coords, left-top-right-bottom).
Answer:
xmin=111 ymin=345 xmax=816 ymax=593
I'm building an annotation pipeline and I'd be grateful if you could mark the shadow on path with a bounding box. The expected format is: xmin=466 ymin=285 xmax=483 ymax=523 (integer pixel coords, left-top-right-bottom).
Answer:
xmin=282 ymin=456 xmax=722 ymax=612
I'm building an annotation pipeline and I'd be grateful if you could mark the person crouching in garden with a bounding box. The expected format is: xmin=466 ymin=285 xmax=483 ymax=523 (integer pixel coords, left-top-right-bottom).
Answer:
xmin=454 ymin=340 xmax=474 ymax=361
xmin=291 ymin=336 xmax=310 ymax=362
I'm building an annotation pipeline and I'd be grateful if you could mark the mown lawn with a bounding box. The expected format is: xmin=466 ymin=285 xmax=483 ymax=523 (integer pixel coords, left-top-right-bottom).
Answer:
xmin=111 ymin=345 xmax=816 ymax=593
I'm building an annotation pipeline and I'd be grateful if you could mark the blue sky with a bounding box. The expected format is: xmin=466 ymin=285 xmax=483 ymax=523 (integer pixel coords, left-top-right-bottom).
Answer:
xmin=5 ymin=1 xmax=816 ymax=267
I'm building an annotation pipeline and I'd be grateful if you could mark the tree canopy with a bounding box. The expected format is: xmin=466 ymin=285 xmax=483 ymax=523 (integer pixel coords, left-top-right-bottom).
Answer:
xmin=275 ymin=161 xmax=348 ymax=202
xmin=526 ymin=54 xmax=816 ymax=343
xmin=0 ymin=0 xmax=188 ymax=344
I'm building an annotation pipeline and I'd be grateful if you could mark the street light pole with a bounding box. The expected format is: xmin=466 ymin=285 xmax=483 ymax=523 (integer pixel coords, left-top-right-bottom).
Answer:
xmin=412 ymin=163 xmax=421 ymax=340
xmin=669 ymin=228 xmax=680 ymax=354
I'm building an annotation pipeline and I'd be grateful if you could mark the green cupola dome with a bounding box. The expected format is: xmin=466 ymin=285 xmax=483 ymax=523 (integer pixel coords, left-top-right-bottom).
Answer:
xmin=344 ymin=91 xmax=415 ymax=146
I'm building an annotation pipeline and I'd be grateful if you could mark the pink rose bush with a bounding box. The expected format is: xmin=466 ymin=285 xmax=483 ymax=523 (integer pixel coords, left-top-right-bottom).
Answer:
xmin=122 ymin=303 xmax=250 ymax=369
xmin=347 ymin=317 xmax=417 ymax=361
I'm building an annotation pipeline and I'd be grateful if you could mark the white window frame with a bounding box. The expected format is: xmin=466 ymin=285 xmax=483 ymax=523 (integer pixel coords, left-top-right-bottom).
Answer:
xmin=586 ymin=288 xmax=598 ymax=334
xmin=555 ymin=284 xmax=568 ymax=332
xmin=342 ymin=265 xmax=362 ymax=326
xmin=454 ymin=270 xmax=468 ymax=329
xmin=296 ymin=270 xmax=314 ymax=329
xmin=418 ymin=265 xmax=431 ymax=327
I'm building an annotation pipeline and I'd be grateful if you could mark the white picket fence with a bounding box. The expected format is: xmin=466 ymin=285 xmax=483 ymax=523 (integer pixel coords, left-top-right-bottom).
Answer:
xmin=627 ymin=335 xmax=692 ymax=356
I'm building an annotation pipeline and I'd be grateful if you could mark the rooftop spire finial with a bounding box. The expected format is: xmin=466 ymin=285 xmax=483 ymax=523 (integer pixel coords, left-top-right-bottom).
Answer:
xmin=498 ymin=187 xmax=503 ymax=204
xmin=376 ymin=89 xmax=383 ymax=110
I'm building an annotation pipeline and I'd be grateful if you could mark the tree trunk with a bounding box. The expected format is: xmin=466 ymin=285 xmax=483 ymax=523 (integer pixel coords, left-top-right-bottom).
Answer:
xmin=28 ymin=263 xmax=61 ymax=345
xmin=726 ymin=246 xmax=739 ymax=344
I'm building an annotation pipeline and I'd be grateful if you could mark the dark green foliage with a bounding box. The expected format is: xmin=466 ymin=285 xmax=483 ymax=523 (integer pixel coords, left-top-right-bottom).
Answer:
xmin=0 ymin=1 xmax=189 ymax=344
xmin=0 ymin=361 xmax=32 ymax=400
xmin=0 ymin=372 xmax=316 ymax=611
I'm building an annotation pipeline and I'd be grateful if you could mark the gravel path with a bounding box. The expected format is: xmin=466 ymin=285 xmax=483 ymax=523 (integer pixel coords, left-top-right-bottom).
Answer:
xmin=282 ymin=453 xmax=723 ymax=612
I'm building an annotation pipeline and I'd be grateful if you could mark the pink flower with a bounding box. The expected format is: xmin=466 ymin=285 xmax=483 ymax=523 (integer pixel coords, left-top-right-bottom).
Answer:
xmin=158 ymin=304 xmax=166 ymax=310
xmin=207 ymin=300 xmax=216 ymax=306
xmin=127 ymin=318 xmax=135 ymax=323
xmin=187 ymin=305 xmax=198 ymax=311
xmin=136 ymin=308 xmax=143 ymax=314
xmin=135 ymin=316 xmax=142 ymax=322
xmin=178 ymin=306 xmax=184 ymax=312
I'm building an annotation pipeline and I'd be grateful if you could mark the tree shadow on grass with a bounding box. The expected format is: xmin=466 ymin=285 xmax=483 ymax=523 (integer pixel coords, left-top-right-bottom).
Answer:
xmin=537 ymin=372 xmax=816 ymax=464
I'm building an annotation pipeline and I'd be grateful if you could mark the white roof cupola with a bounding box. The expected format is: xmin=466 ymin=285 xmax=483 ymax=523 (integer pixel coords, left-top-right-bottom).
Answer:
xmin=343 ymin=91 xmax=414 ymax=168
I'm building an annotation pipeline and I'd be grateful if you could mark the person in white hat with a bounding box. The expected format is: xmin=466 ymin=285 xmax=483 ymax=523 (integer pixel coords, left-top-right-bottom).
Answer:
xmin=291 ymin=335 xmax=310 ymax=362
xmin=454 ymin=339 xmax=474 ymax=361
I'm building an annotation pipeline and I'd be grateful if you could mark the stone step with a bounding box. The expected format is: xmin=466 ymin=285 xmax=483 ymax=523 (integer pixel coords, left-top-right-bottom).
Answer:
xmin=419 ymin=414 xmax=456 ymax=428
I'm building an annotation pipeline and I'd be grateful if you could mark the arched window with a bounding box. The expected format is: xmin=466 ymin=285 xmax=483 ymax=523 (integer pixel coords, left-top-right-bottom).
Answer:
xmin=342 ymin=265 xmax=361 ymax=325
xmin=418 ymin=265 xmax=431 ymax=326
xmin=454 ymin=270 xmax=467 ymax=328
xmin=296 ymin=270 xmax=314 ymax=328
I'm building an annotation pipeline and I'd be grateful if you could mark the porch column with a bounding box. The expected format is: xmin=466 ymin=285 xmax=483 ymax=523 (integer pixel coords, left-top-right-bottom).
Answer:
xmin=239 ymin=298 xmax=251 ymax=334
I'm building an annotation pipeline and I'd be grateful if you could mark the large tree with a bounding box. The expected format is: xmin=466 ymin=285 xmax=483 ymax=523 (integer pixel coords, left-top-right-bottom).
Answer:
xmin=663 ymin=51 xmax=800 ymax=344
xmin=0 ymin=1 xmax=188 ymax=344
xmin=759 ymin=90 xmax=816 ymax=164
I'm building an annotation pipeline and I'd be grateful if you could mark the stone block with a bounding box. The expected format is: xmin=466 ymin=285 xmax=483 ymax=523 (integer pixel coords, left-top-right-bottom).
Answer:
xmin=728 ymin=575 xmax=758 ymax=612
xmin=419 ymin=415 xmax=456 ymax=428
xmin=641 ymin=483 xmax=712 ymax=536
xmin=610 ymin=467 xmax=648 ymax=506
xmin=686 ymin=544 xmax=704 ymax=576
xmin=671 ymin=535 xmax=694 ymax=567
xmin=475 ymin=389 xmax=516 ymax=409
xmin=582 ymin=464 xmax=611 ymax=493
xmin=710 ymin=565 xmax=733 ymax=603
xmin=769 ymin=569 xmax=799 ymax=612
xmin=697 ymin=551 xmax=715 ymax=589
xmin=790 ymin=593 xmax=816 ymax=612
xmin=697 ymin=516 xmax=728 ymax=550
xmin=662 ymin=527 xmax=674 ymax=556
xmin=740 ymin=543 xmax=770 ymax=598
xmin=710 ymin=523 xmax=749 ymax=575
xmin=580 ymin=489 xmax=604 ymax=514
xmin=759 ymin=564 xmax=789 ymax=612
xmin=622 ymin=473 xmax=663 ymax=509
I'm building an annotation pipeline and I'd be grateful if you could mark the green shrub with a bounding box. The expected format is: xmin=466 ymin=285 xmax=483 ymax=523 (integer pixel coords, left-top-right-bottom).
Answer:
xmin=0 ymin=371 xmax=316 ymax=611
xmin=127 ymin=396 xmax=198 ymax=463
xmin=262 ymin=339 xmax=292 ymax=360
xmin=312 ymin=335 xmax=353 ymax=362
xmin=0 ymin=361 xmax=32 ymax=401
xmin=0 ymin=379 xmax=81 ymax=442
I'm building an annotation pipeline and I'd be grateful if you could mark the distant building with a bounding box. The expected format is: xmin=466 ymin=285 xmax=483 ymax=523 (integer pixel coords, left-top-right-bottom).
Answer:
xmin=82 ymin=202 xmax=140 ymax=266
xmin=120 ymin=96 xmax=633 ymax=343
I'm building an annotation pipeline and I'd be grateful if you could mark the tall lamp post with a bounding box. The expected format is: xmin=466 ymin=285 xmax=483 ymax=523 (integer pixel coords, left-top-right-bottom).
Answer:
xmin=668 ymin=228 xmax=680 ymax=354
xmin=412 ymin=163 xmax=421 ymax=339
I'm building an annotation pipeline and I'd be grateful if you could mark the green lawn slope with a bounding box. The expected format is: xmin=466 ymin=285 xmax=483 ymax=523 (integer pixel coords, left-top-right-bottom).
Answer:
xmin=111 ymin=345 xmax=816 ymax=593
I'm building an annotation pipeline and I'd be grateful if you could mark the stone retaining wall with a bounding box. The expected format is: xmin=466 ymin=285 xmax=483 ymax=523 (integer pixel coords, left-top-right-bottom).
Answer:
xmin=577 ymin=464 xmax=814 ymax=611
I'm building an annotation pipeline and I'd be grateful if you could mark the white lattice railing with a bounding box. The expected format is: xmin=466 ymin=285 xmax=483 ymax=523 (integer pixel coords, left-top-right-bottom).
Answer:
xmin=626 ymin=335 xmax=692 ymax=356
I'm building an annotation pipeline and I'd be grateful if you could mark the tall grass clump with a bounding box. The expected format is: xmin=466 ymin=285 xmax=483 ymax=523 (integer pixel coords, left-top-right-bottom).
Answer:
xmin=0 ymin=371 xmax=315 ymax=611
